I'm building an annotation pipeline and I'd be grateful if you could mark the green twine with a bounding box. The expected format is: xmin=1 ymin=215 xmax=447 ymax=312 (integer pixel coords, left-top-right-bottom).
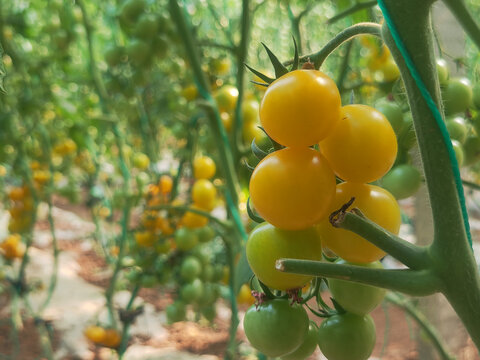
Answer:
xmin=377 ymin=0 xmax=473 ymax=248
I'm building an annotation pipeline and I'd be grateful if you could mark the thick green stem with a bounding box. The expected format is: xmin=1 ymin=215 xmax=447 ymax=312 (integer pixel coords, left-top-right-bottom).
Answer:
xmin=284 ymin=23 xmax=381 ymax=69
xmin=276 ymin=259 xmax=441 ymax=296
xmin=232 ymin=0 xmax=251 ymax=163
xmin=335 ymin=211 xmax=428 ymax=269
xmin=381 ymin=0 xmax=480 ymax=350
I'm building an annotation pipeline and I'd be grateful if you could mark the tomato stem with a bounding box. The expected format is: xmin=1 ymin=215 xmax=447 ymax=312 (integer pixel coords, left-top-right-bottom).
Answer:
xmin=276 ymin=259 xmax=441 ymax=296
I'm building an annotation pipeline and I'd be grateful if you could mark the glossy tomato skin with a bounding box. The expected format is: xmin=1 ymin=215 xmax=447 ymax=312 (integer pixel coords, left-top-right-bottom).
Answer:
xmin=318 ymin=313 xmax=376 ymax=360
xmin=249 ymin=147 xmax=336 ymax=230
xmin=318 ymin=182 xmax=401 ymax=263
xmin=243 ymin=299 xmax=309 ymax=358
xmin=193 ymin=156 xmax=216 ymax=180
xmin=328 ymin=260 xmax=386 ymax=315
xmin=320 ymin=104 xmax=397 ymax=183
xmin=381 ymin=164 xmax=422 ymax=200
xmin=281 ymin=321 xmax=319 ymax=360
xmin=246 ymin=222 xmax=322 ymax=290
xmin=443 ymin=78 xmax=473 ymax=116
xmin=260 ymin=69 xmax=341 ymax=147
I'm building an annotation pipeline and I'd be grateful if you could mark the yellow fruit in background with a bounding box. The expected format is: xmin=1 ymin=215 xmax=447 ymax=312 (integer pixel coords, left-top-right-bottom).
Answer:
xmin=135 ymin=231 xmax=156 ymax=247
xmin=133 ymin=152 xmax=150 ymax=170
xmin=84 ymin=325 xmax=106 ymax=344
xmin=237 ymin=283 xmax=255 ymax=306
xmin=192 ymin=179 xmax=216 ymax=211
xmin=182 ymin=84 xmax=198 ymax=101
xmin=193 ymin=156 xmax=216 ymax=180
xmin=181 ymin=206 xmax=209 ymax=228
xmin=221 ymin=112 xmax=233 ymax=132
xmin=214 ymin=85 xmax=238 ymax=112
xmin=159 ymin=175 xmax=173 ymax=194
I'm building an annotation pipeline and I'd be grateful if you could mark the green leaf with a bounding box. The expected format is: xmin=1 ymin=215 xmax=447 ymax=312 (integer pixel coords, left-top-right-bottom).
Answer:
xmin=262 ymin=43 xmax=289 ymax=78
xmin=245 ymin=63 xmax=275 ymax=84
xmin=290 ymin=36 xmax=299 ymax=72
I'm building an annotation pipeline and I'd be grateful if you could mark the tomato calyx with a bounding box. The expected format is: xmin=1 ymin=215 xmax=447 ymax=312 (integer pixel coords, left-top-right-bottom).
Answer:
xmin=329 ymin=196 xmax=356 ymax=227
xmin=301 ymin=59 xmax=315 ymax=70
xmin=286 ymin=288 xmax=304 ymax=305
xmin=118 ymin=307 xmax=144 ymax=324
xmin=252 ymin=290 xmax=268 ymax=309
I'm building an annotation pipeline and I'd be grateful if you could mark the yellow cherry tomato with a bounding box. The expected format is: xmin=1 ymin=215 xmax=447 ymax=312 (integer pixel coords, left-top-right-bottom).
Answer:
xmin=320 ymin=104 xmax=397 ymax=183
xmin=237 ymin=283 xmax=255 ymax=306
xmin=84 ymin=325 xmax=106 ymax=344
xmin=317 ymin=182 xmax=401 ymax=263
xmin=215 ymin=85 xmax=238 ymax=112
xmin=193 ymin=156 xmax=216 ymax=180
xmin=260 ymin=69 xmax=341 ymax=147
xmin=135 ymin=231 xmax=156 ymax=247
xmin=133 ymin=152 xmax=150 ymax=170
xmin=249 ymin=147 xmax=336 ymax=230
xmin=159 ymin=175 xmax=173 ymax=194
xmin=182 ymin=84 xmax=198 ymax=101
xmin=181 ymin=206 xmax=209 ymax=228
xmin=192 ymin=179 xmax=216 ymax=211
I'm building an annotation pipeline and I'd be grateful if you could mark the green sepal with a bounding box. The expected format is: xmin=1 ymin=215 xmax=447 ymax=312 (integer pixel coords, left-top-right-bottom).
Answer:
xmin=243 ymin=159 xmax=255 ymax=172
xmin=250 ymin=80 xmax=269 ymax=88
xmin=247 ymin=197 xmax=265 ymax=223
xmin=262 ymin=42 xmax=289 ymax=78
xmin=257 ymin=126 xmax=284 ymax=151
xmin=258 ymin=279 xmax=276 ymax=300
xmin=251 ymin=138 xmax=268 ymax=160
xmin=331 ymin=297 xmax=347 ymax=314
xmin=245 ymin=63 xmax=275 ymax=84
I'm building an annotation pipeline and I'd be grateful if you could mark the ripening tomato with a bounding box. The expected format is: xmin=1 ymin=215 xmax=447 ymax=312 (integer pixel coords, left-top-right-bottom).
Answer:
xmin=243 ymin=299 xmax=309 ymax=358
xmin=249 ymin=147 xmax=336 ymax=230
xmin=215 ymin=85 xmax=238 ymax=112
xmin=320 ymin=104 xmax=397 ymax=183
xmin=317 ymin=182 xmax=401 ymax=263
xmin=133 ymin=152 xmax=150 ymax=170
xmin=328 ymin=260 xmax=386 ymax=315
xmin=246 ymin=222 xmax=322 ymax=290
xmin=260 ymin=69 xmax=341 ymax=147
xmin=318 ymin=313 xmax=376 ymax=360
xmin=193 ymin=156 xmax=216 ymax=179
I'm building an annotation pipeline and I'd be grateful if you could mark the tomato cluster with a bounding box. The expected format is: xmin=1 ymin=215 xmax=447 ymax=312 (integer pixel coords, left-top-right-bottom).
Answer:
xmin=243 ymin=64 xmax=402 ymax=359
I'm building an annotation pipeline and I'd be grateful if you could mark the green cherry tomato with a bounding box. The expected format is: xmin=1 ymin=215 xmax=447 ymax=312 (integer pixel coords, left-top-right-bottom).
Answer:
xmin=166 ymin=301 xmax=186 ymax=324
xmin=246 ymin=222 xmax=322 ymax=291
xmin=196 ymin=225 xmax=215 ymax=243
xmin=180 ymin=278 xmax=204 ymax=302
xmin=243 ymin=299 xmax=309 ymax=358
xmin=446 ymin=116 xmax=468 ymax=144
xmin=175 ymin=228 xmax=198 ymax=251
xmin=443 ymin=78 xmax=473 ymax=116
xmin=328 ymin=260 xmax=386 ymax=315
xmin=133 ymin=14 xmax=159 ymax=39
xmin=318 ymin=313 xmax=376 ymax=360
xmin=436 ymin=58 xmax=449 ymax=86
xmin=180 ymin=256 xmax=202 ymax=281
xmin=374 ymin=100 xmax=404 ymax=135
xmin=281 ymin=321 xmax=319 ymax=360
xmin=126 ymin=39 xmax=151 ymax=65
xmin=201 ymin=304 xmax=217 ymax=322
xmin=104 ymin=45 xmax=124 ymax=67
xmin=451 ymin=139 xmax=464 ymax=166
xmin=381 ymin=164 xmax=422 ymax=200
